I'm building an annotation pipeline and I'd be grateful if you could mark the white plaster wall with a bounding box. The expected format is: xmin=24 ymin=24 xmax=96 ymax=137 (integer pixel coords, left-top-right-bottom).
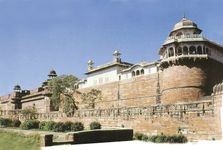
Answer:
xmin=81 ymin=67 xmax=120 ymax=88
xmin=79 ymin=64 xmax=158 ymax=88
xmin=150 ymin=66 xmax=158 ymax=74
xmin=120 ymin=65 xmax=157 ymax=80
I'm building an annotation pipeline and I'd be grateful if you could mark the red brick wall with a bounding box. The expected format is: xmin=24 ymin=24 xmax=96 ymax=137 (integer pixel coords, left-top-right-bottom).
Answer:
xmin=78 ymin=74 xmax=158 ymax=108
xmin=51 ymin=97 xmax=222 ymax=141
xmin=160 ymin=65 xmax=207 ymax=104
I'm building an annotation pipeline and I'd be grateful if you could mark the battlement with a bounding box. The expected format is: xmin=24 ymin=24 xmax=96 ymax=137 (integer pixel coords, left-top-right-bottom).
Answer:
xmin=213 ymin=81 xmax=223 ymax=94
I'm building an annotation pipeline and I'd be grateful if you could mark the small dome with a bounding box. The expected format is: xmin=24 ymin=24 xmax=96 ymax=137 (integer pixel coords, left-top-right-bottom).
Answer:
xmin=88 ymin=60 xmax=94 ymax=65
xmin=113 ymin=50 xmax=121 ymax=56
xmin=167 ymin=17 xmax=202 ymax=37
xmin=173 ymin=17 xmax=198 ymax=31
xmin=13 ymin=85 xmax=21 ymax=91
xmin=48 ymin=70 xmax=57 ymax=77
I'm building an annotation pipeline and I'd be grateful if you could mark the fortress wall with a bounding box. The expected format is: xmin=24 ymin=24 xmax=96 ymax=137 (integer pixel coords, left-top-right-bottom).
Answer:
xmin=2 ymin=94 xmax=221 ymax=141
xmin=22 ymin=98 xmax=50 ymax=113
xmin=50 ymin=98 xmax=221 ymax=141
xmin=0 ymin=94 xmax=14 ymax=111
xmin=0 ymin=103 xmax=14 ymax=111
xmin=206 ymin=60 xmax=223 ymax=94
xmin=160 ymin=65 xmax=207 ymax=104
xmin=78 ymin=73 xmax=158 ymax=109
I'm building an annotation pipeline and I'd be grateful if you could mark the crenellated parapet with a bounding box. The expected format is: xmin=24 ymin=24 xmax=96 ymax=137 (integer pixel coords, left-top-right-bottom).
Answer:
xmin=213 ymin=81 xmax=223 ymax=95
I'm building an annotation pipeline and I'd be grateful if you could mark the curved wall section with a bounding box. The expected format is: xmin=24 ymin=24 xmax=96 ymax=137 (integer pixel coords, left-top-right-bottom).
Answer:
xmin=160 ymin=65 xmax=207 ymax=104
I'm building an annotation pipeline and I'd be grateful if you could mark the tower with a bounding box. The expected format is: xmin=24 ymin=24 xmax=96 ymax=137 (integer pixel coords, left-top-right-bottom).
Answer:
xmin=48 ymin=70 xmax=57 ymax=79
xmin=159 ymin=17 xmax=223 ymax=104
xmin=13 ymin=84 xmax=21 ymax=92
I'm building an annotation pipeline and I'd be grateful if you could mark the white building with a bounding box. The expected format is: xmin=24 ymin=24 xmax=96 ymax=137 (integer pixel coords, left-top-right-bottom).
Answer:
xmin=77 ymin=50 xmax=158 ymax=89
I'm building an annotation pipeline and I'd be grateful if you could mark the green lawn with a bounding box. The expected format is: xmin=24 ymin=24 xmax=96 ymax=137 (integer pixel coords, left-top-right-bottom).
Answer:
xmin=0 ymin=131 xmax=40 ymax=150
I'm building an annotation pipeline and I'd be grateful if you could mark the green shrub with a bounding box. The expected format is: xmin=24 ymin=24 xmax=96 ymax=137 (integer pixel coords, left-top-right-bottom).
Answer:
xmin=71 ymin=122 xmax=84 ymax=131
xmin=20 ymin=107 xmax=37 ymax=119
xmin=39 ymin=121 xmax=47 ymax=130
xmin=0 ymin=118 xmax=12 ymax=127
xmin=147 ymin=134 xmax=187 ymax=143
xmin=148 ymin=135 xmax=157 ymax=142
xmin=155 ymin=135 xmax=167 ymax=143
xmin=43 ymin=121 xmax=56 ymax=131
xmin=11 ymin=119 xmax=21 ymax=127
xmin=134 ymin=133 xmax=187 ymax=143
xmin=142 ymin=134 xmax=149 ymax=141
xmin=134 ymin=132 xmax=144 ymax=140
xmin=52 ymin=122 xmax=66 ymax=132
xmin=64 ymin=121 xmax=73 ymax=131
xmin=134 ymin=132 xmax=150 ymax=141
xmin=90 ymin=121 xmax=101 ymax=130
xmin=168 ymin=135 xmax=188 ymax=143
xmin=20 ymin=120 xmax=40 ymax=130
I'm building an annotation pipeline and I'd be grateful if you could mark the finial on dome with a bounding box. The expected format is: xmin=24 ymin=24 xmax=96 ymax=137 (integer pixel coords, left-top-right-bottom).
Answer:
xmin=169 ymin=16 xmax=202 ymax=36
xmin=88 ymin=60 xmax=94 ymax=71
xmin=183 ymin=12 xmax=186 ymax=19
xmin=113 ymin=50 xmax=121 ymax=63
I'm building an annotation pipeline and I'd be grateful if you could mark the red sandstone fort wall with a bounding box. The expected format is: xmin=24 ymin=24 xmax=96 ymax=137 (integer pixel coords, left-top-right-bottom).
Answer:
xmin=160 ymin=65 xmax=207 ymax=104
xmin=49 ymin=96 xmax=221 ymax=141
xmin=206 ymin=60 xmax=223 ymax=94
xmin=78 ymin=73 xmax=158 ymax=109
xmin=22 ymin=98 xmax=50 ymax=113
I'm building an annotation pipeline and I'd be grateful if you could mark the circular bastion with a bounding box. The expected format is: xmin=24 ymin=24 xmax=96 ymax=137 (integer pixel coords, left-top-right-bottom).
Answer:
xmin=160 ymin=64 xmax=207 ymax=104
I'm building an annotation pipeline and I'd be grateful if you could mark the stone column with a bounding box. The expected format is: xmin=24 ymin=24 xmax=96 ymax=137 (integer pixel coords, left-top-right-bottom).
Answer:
xmin=173 ymin=47 xmax=176 ymax=57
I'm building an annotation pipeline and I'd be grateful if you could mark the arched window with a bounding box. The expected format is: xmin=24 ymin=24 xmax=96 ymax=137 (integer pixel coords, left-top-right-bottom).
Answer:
xmin=132 ymin=71 xmax=135 ymax=77
xmin=177 ymin=47 xmax=182 ymax=55
xmin=206 ymin=48 xmax=210 ymax=55
xmin=183 ymin=46 xmax=188 ymax=55
xmin=141 ymin=69 xmax=144 ymax=75
xmin=189 ymin=46 xmax=196 ymax=54
xmin=176 ymin=32 xmax=183 ymax=37
xmin=197 ymin=46 xmax=202 ymax=54
xmin=136 ymin=70 xmax=140 ymax=76
xmin=168 ymin=47 xmax=174 ymax=57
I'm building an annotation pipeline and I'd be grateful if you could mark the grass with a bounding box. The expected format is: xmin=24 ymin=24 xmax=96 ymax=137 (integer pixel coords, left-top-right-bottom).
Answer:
xmin=0 ymin=130 xmax=40 ymax=150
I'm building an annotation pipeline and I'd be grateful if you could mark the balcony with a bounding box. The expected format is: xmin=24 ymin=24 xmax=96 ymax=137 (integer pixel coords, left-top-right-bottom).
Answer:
xmin=164 ymin=34 xmax=205 ymax=45
xmin=160 ymin=54 xmax=208 ymax=64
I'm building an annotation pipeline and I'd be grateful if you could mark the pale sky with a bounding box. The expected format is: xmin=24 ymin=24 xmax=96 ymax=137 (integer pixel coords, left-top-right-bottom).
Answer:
xmin=0 ymin=0 xmax=223 ymax=95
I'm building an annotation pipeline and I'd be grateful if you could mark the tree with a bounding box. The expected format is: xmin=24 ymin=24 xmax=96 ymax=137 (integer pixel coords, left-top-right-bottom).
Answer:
xmin=81 ymin=89 xmax=102 ymax=109
xmin=21 ymin=106 xmax=37 ymax=119
xmin=48 ymin=75 xmax=79 ymax=116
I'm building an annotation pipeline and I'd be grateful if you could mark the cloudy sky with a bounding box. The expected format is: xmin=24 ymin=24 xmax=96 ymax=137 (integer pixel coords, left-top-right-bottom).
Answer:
xmin=0 ymin=0 xmax=223 ymax=95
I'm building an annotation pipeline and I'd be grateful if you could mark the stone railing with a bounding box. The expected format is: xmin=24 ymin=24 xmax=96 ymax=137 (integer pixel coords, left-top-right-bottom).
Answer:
xmin=0 ymin=100 xmax=214 ymax=121
xmin=0 ymin=110 xmax=22 ymax=116
xmin=0 ymin=110 xmax=65 ymax=120
xmin=165 ymin=34 xmax=203 ymax=43
xmin=73 ymin=100 xmax=213 ymax=120
xmin=160 ymin=54 xmax=208 ymax=63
